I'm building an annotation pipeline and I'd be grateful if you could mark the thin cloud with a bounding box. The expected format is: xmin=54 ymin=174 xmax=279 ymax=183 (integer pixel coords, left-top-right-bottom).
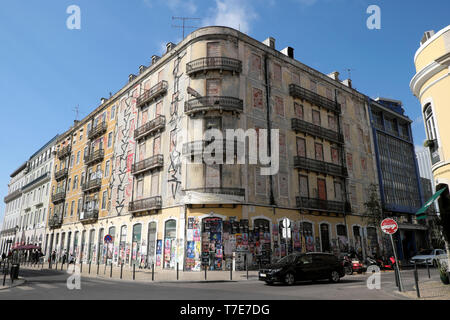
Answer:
xmin=202 ymin=0 xmax=258 ymax=34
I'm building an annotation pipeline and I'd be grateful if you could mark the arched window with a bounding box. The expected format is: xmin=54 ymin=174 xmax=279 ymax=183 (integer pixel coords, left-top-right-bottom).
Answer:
xmin=320 ymin=224 xmax=331 ymax=252
xmin=424 ymin=103 xmax=437 ymax=141
xmin=336 ymin=224 xmax=348 ymax=252
xmin=119 ymin=225 xmax=127 ymax=264
xmin=98 ymin=228 xmax=104 ymax=263
xmin=164 ymin=220 xmax=177 ymax=269
xmin=132 ymin=224 xmax=142 ymax=264
xmin=147 ymin=222 xmax=157 ymax=265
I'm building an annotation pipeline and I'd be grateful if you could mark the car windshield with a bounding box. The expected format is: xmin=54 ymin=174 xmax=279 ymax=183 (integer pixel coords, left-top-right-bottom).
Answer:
xmin=418 ymin=250 xmax=433 ymax=255
xmin=277 ymin=254 xmax=298 ymax=265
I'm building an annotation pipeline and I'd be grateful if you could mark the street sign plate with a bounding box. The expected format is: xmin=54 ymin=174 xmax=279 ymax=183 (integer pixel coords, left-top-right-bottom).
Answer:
xmin=381 ymin=218 xmax=398 ymax=235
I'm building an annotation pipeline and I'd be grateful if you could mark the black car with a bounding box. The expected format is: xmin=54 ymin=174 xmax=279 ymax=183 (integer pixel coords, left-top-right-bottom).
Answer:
xmin=258 ymin=252 xmax=345 ymax=285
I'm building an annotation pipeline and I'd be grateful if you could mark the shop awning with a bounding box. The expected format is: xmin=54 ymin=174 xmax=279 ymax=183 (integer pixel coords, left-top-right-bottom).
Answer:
xmin=416 ymin=186 xmax=447 ymax=220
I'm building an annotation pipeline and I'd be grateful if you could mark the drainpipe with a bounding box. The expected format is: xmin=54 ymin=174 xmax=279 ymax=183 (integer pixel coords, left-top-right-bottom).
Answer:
xmin=263 ymin=54 xmax=275 ymax=206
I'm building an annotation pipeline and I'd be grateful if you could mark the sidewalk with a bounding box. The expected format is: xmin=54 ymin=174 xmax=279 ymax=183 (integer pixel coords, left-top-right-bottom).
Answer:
xmin=0 ymin=277 xmax=26 ymax=290
xmin=21 ymin=263 xmax=260 ymax=283
xmin=398 ymin=280 xmax=450 ymax=300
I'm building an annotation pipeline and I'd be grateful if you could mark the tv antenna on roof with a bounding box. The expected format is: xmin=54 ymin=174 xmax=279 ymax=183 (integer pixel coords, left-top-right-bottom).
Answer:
xmin=345 ymin=68 xmax=356 ymax=81
xmin=172 ymin=16 xmax=201 ymax=39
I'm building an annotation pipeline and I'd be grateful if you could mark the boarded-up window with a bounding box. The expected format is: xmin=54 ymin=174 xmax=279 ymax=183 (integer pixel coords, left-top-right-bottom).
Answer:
xmin=347 ymin=153 xmax=353 ymax=171
xmin=310 ymin=79 xmax=317 ymax=93
xmin=139 ymin=142 xmax=146 ymax=162
xmin=279 ymin=173 xmax=289 ymax=197
xmin=206 ymin=79 xmax=220 ymax=96
xmin=292 ymin=73 xmax=300 ymax=85
xmin=156 ymin=101 xmax=162 ymax=116
xmin=273 ymin=63 xmax=282 ymax=83
xmin=255 ymin=167 xmax=266 ymax=195
xmin=207 ymin=42 xmax=221 ymax=57
xmin=328 ymin=115 xmax=337 ymax=131
xmin=137 ymin=179 xmax=144 ymax=200
xmin=279 ymin=133 xmax=286 ymax=157
xmin=317 ymin=178 xmax=327 ymax=200
xmin=299 ymin=175 xmax=309 ymax=197
xmin=253 ymin=88 xmax=263 ymax=109
xmin=331 ymin=147 xmax=339 ymax=165
xmin=153 ymin=136 xmax=161 ymax=155
xmin=297 ymin=138 xmax=306 ymax=157
xmin=294 ymin=103 xmax=304 ymax=119
xmin=275 ymin=96 xmax=284 ymax=116
xmin=361 ymin=157 xmax=367 ymax=171
xmin=141 ymin=110 xmax=148 ymax=126
xmin=326 ymin=88 xmax=333 ymax=101
xmin=312 ymin=110 xmax=321 ymax=126
xmin=151 ymin=173 xmax=159 ymax=196
xmin=251 ymin=54 xmax=261 ymax=73
xmin=315 ymin=143 xmax=324 ymax=161
xmin=206 ymin=164 xmax=221 ymax=188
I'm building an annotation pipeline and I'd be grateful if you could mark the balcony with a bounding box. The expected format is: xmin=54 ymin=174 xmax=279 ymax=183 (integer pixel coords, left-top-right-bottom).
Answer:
xmin=294 ymin=156 xmax=348 ymax=177
xmin=51 ymin=191 xmax=66 ymax=204
xmin=296 ymin=197 xmax=345 ymax=213
xmin=54 ymin=168 xmax=69 ymax=181
xmin=186 ymin=57 xmax=242 ymax=76
xmin=80 ymin=209 xmax=99 ymax=224
xmin=48 ymin=214 xmax=63 ymax=229
xmin=182 ymin=139 xmax=243 ymax=158
xmin=82 ymin=178 xmax=102 ymax=193
xmin=4 ymin=188 xmax=22 ymax=203
xmin=136 ymin=81 xmax=168 ymax=108
xmin=88 ymin=122 xmax=107 ymax=140
xmin=131 ymin=155 xmax=164 ymax=176
xmin=129 ymin=196 xmax=162 ymax=215
xmin=289 ymin=84 xmax=341 ymax=114
xmin=22 ymin=172 xmax=51 ymax=192
xmin=84 ymin=149 xmax=105 ymax=166
xmin=185 ymin=187 xmax=245 ymax=197
xmin=185 ymin=96 xmax=243 ymax=116
xmin=291 ymin=118 xmax=344 ymax=144
xmin=57 ymin=145 xmax=72 ymax=159
xmin=134 ymin=115 xmax=166 ymax=141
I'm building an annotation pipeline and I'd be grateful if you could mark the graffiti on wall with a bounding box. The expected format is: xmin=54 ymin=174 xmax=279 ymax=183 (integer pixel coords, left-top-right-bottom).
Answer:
xmin=167 ymin=51 xmax=185 ymax=199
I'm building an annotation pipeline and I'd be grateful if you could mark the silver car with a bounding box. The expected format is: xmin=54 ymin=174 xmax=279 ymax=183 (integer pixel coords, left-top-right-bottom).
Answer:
xmin=410 ymin=249 xmax=447 ymax=267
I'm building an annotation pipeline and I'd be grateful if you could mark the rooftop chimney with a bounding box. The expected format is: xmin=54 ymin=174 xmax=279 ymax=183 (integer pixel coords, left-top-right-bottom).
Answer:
xmin=341 ymin=79 xmax=352 ymax=89
xmin=100 ymin=97 xmax=107 ymax=104
xmin=421 ymin=30 xmax=435 ymax=45
xmin=166 ymin=42 xmax=176 ymax=53
xmin=328 ymin=71 xmax=340 ymax=81
xmin=263 ymin=37 xmax=276 ymax=49
xmin=129 ymin=74 xmax=137 ymax=83
xmin=139 ymin=65 xmax=147 ymax=74
xmin=151 ymin=55 xmax=161 ymax=65
xmin=281 ymin=47 xmax=294 ymax=59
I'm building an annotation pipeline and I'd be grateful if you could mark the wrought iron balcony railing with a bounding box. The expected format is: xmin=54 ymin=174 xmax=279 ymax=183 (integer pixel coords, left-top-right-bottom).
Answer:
xmin=185 ymin=96 xmax=243 ymax=116
xmin=84 ymin=149 xmax=105 ymax=166
xmin=80 ymin=209 xmax=99 ymax=223
xmin=291 ymin=118 xmax=344 ymax=144
xmin=88 ymin=122 xmax=107 ymax=140
xmin=57 ymin=145 xmax=72 ymax=159
xmin=51 ymin=191 xmax=66 ymax=204
xmin=48 ymin=214 xmax=63 ymax=229
xmin=182 ymin=139 xmax=244 ymax=158
xmin=131 ymin=155 xmax=164 ymax=175
xmin=186 ymin=57 xmax=242 ymax=76
xmin=134 ymin=115 xmax=166 ymax=141
xmin=54 ymin=168 xmax=69 ymax=181
xmin=128 ymin=196 xmax=162 ymax=214
xmin=294 ymin=156 xmax=348 ymax=178
xmin=136 ymin=81 xmax=168 ymax=108
xmin=185 ymin=187 xmax=245 ymax=197
xmin=4 ymin=188 xmax=22 ymax=203
xmin=82 ymin=178 xmax=102 ymax=193
xmin=296 ymin=197 xmax=345 ymax=213
xmin=289 ymin=84 xmax=341 ymax=114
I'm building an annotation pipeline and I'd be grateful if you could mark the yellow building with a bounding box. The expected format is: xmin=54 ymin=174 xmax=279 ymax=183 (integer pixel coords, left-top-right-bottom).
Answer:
xmin=411 ymin=25 xmax=450 ymax=233
xmin=46 ymin=98 xmax=117 ymax=263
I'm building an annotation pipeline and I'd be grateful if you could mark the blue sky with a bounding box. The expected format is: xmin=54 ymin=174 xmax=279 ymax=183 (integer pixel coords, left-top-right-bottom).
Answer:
xmin=0 ymin=0 xmax=449 ymax=222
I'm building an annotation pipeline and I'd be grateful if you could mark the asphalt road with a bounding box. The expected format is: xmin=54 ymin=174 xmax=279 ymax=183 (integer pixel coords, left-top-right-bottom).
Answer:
xmin=0 ymin=267 xmax=440 ymax=300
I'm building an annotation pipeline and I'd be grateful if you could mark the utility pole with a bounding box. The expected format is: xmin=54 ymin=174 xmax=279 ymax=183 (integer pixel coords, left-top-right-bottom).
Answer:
xmin=172 ymin=17 xmax=201 ymax=39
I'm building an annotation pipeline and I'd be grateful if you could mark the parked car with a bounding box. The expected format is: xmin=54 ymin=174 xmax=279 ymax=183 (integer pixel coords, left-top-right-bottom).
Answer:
xmin=258 ymin=252 xmax=345 ymax=285
xmin=410 ymin=249 xmax=447 ymax=267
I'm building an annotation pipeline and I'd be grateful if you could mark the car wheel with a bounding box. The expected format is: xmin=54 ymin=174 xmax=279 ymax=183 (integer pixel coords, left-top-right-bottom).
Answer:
xmin=284 ymin=273 xmax=295 ymax=286
xmin=345 ymin=266 xmax=353 ymax=275
xmin=330 ymin=271 xmax=340 ymax=283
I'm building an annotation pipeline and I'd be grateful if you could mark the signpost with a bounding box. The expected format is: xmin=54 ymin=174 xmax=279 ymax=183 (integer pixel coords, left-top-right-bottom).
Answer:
xmin=381 ymin=218 xmax=403 ymax=292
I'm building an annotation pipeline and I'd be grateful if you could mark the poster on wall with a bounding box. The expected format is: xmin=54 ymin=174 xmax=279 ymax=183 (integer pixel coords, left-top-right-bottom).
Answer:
xmin=193 ymin=228 xmax=201 ymax=242
xmin=186 ymin=241 xmax=195 ymax=259
xmin=187 ymin=229 xmax=194 ymax=241
xmin=156 ymin=240 xmax=162 ymax=267
xmin=188 ymin=217 xmax=194 ymax=229
xmin=306 ymin=236 xmax=314 ymax=252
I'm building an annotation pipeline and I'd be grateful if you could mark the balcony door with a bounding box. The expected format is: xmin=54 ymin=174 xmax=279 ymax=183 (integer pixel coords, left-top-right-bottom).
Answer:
xmin=139 ymin=141 xmax=146 ymax=162
xmin=297 ymin=138 xmax=306 ymax=158
xmin=206 ymin=79 xmax=221 ymax=97
xmin=317 ymin=178 xmax=327 ymax=201
xmin=141 ymin=109 xmax=148 ymax=127
xmin=153 ymin=136 xmax=161 ymax=156
xmin=207 ymin=42 xmax=221 ymax=67
xmin=204 ymin=117 xmax=222 ymax=189
xmin=315 ymin=143 xmax=324 ymax=161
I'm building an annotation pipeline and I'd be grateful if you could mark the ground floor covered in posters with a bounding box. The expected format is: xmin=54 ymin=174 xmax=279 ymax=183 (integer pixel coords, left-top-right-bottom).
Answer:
xmin=43 ymin=204 xmax=387 ymax=271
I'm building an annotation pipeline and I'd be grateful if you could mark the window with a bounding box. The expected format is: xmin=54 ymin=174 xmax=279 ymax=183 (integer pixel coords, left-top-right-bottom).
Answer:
xmin=314 ymin=143 xmax=323 ymax=161
xmin=108 ymin=132 xmax=113 ymax=148
xmin=105 ymin=161 xmax=110 ymax=177
xmin=275 ymin=96 xmax=284 ymax=117
xmin=328 ymin=115 xmax=337 ymax=131
xmin=111 ymin=105 xmax=116 ymax=120
xmin=76 ymin=151 xmax=80 ymax=164
xmin=346 ymin=153 xmax=353 ymax=171
xmin=312 ymin=110 xmax=321 ymax=126
xmin=294 ymin=103 xmax=304 ymax=119
xmin=424 ymin=104 xmax=437 ymax=141
xmin=299 ymin=175 xmax=309 ymax=198
xmin=273 ymin=63 xmax=282 ymax=83
xmin=67 ymin=178 xmax=71 ymax=192
xmin=70 ymin=201 xmax=74 ymax=216
xmin=70 ymin=155 xmax=74 ymax=168
xmin=102 ymin=191 xmax=107 ymax=210
xmin=77 ymin=198 xmax=82 ymax=216
xmin=250 ymin=54 xmax=262 ymax=74
xmin=296 ymin=138 xmax=306 ymax=157
xmin=252 ymin=88 xmax=263 ymax=109
xmin=64 ymin=203 xmax=68 ymax=217
xmin=73 ymin=176 xmax=78 ymax=190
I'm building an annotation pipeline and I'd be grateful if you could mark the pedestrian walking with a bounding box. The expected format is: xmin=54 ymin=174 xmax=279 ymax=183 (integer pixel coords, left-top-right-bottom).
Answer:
xmin=51 ymin=251 xmax=56 ymax=263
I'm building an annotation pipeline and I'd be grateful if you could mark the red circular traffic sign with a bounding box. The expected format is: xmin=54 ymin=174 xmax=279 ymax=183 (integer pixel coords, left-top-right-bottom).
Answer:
xmin=381 ymin=218 xmax=398 ymax=235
